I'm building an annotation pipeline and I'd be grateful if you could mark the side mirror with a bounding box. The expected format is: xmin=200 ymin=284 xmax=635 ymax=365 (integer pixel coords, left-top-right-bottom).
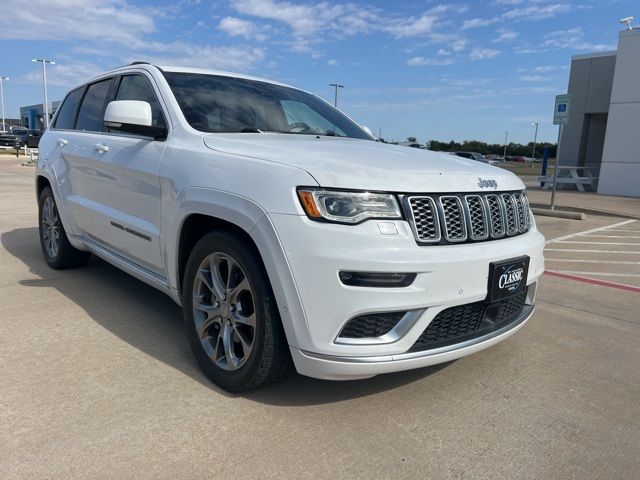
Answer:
xmin=104 ymin=100 xmax=166 ymax=140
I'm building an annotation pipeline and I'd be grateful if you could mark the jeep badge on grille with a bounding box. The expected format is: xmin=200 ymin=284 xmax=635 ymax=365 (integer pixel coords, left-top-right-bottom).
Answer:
xmin=477 ymin=178 xmax=498 ymax=189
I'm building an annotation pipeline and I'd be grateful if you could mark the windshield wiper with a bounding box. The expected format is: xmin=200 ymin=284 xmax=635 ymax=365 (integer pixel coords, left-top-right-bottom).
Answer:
xmin=239 ymin=127 xmax=263 ymax=133
xmin=322 ymin=130 xmax=342 ymax=137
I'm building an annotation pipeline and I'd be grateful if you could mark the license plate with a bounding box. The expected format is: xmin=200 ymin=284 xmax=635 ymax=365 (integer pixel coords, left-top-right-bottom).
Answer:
xmin=487 ymin=256 xmax=529 ymax=302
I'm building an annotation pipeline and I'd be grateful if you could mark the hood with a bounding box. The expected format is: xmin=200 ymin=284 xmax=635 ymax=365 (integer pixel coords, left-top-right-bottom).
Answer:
xmin=203 ymin=134 xmax=525 ymax=193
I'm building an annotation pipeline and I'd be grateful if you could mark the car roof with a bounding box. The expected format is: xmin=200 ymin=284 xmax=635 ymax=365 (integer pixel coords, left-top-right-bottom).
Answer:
xmin=83 ymin=63 xmax=294 ymax=91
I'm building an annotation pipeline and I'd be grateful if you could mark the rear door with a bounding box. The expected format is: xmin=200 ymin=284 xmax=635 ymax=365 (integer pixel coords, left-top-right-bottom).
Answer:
xmin=68 ymin=72 xmax=168 ymax=275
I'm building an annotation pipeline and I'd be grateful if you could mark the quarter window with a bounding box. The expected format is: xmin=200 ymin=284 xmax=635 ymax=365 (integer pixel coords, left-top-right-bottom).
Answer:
xmin=75 ymin=79 xmax=112 ymax=132
xmin=53 ymin=87 xmax=83 ymax=130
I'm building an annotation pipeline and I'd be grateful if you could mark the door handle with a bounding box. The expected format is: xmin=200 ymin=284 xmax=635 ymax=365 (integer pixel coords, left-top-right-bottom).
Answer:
xmin=57 ymin=138 xmax=68 ymax=146
xmin=94 ymin=143 xmax=109 ymax=153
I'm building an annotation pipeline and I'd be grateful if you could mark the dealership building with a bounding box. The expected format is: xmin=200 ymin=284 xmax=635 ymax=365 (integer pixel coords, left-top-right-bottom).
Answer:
xmin=561 ymin=26 xmax=640 ymax=197
xmin=19 ymin=101 xmax=60 ymax=130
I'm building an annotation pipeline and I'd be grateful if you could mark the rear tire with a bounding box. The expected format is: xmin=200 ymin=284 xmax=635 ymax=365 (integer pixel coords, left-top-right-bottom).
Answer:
xmin=183 ymin=231 xmax=292 ymax=391
xmin=38 ymin=186 xmax=91 ymax=269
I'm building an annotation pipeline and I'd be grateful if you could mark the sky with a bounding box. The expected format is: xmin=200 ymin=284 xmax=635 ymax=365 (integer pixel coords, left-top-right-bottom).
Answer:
xmin=0 ymin=0 xmax=635 ymax=143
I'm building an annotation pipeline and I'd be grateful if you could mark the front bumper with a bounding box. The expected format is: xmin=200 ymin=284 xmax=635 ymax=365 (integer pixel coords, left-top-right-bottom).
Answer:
xmin=291 ymin=303 xmax=534 ymax=380
xmin=267 ymin=213 xmax=545 ymax=379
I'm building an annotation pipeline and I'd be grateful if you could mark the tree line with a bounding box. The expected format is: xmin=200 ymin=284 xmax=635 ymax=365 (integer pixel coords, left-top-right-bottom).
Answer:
xmin=425 ymin=139 xmax=557 ymax=158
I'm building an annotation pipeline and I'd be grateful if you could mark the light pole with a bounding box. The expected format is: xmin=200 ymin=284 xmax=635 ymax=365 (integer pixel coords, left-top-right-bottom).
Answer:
xmin=503 ymin=131 xmax=508 ymax=162
xmin=531 ymin=122 xmax=539 ymax=161
xmin=329 ymin=83 xmax=344 ymax=108
xmin=0 ymin=76 xmax=8 ymax=133
xmin=32 ymin=58 xmax=55 ymax=129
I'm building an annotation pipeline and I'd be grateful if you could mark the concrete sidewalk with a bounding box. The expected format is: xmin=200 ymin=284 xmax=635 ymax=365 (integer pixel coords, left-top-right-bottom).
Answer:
xmin=522 ymin=177 xmax=640 ymax=219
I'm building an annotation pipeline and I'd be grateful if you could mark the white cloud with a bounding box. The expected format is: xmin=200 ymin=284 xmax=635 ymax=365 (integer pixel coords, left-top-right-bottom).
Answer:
xmin=1 ymin=1 xmax=270 ymax=75
xmin=233 ymin=1 xmax=456 ymax=42
xmin=493 ymin=28 xmax=518 ymax=43
xmin=502 ymin=3 xmax=571 ymax=21
xmin=532 ymin=65 xmax=557 ymax=72
xmin=407 ymin=56 xmax=455 ymax=67
xmin=218 ymin=16 xmax=267 ymax=41
xmin=21 ymin=61 xmax=105 ymax=87
xmin=233 ymin=0 xmax=349 ymax=36
xmin=327 ymin=59 xmax=339 ymax=66
xmin=385 ymin=12 xmax=439 ymax=37
xmin=518 ymin=75 xmax=550 ymax=82
xmin=0 ymin=0 xmax=156 ymax=48
xmin=137 ymin=43 xmax=267 ymax=71
xmin=462 ymin=18 xmax=497 ymax=30
xmin=469 ymin=48 xmax=500 ymax=60
xmin=540 ymin=27 xmax=616 ymax=52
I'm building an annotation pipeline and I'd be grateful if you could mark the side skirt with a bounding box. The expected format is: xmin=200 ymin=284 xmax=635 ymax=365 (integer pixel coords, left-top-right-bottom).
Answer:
xmin=73 ymin=234 xmax=182 ymax=306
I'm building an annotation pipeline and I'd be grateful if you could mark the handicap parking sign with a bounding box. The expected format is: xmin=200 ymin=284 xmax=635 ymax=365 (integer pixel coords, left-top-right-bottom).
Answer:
xmin=553 ymin=94 xmax=570 ymax=125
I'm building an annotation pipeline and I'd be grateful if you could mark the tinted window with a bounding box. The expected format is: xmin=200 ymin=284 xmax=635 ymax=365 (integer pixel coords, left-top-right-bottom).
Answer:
xmin=53 ymin=87 xmax=83 ymax=130
xmin=115 ymin=75 xmax=166 ymax=128
xmin=75 ymin=79 xmax=112 ymax=132
xmin=163 ymin=72 xmax=370 ymax=139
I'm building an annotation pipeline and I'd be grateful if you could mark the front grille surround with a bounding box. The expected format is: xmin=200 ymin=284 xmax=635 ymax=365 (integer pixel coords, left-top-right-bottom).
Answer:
xmin=403 ymin=191 xmax=530 ymax=246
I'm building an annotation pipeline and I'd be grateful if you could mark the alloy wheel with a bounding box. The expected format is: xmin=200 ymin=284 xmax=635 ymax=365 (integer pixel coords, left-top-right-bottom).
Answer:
xmin=192 ymin=252 xmax=256 ymax=371
xmin=41 ymin=197 xmax=60 ymax=258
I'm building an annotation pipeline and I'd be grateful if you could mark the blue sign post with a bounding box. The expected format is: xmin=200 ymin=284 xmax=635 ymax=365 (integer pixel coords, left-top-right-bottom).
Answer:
xmin=551 ymin=94 xmax=571 ymax=209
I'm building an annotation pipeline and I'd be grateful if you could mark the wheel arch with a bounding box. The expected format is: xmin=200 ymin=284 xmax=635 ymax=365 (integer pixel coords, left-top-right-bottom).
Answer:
xmin=170 ymin=187 xmax=309 ymax=349
xmin=36 ymin=174 xmax=51 ymax=198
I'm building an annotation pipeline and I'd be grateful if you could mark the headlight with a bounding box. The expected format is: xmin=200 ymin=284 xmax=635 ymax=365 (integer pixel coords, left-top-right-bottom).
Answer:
xmin=297 ymin=188 xmax=402 ymax=224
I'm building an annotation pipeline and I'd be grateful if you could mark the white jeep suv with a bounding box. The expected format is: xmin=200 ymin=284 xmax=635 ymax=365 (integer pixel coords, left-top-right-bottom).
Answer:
xmin=36 ymin=63 xmax=545 ymax=391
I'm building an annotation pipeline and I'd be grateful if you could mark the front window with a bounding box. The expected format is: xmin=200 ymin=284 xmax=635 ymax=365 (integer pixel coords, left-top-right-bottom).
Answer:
xmin=163 ymin=72 xmax=371 ymax=139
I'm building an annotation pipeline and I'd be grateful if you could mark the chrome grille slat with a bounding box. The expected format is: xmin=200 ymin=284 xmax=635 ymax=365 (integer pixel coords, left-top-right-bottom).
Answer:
xmin=465 ymin=195 xmax=489 ymax=240
xmin=514 ymin=193 xmax=528 ymax=233
xmin=407 ymin=196 xmax=441 ymax=242
xmin=406 ymin=191 xmax=530 ymax=245
xmin=485 ymin=194 xmax=506 ymax=238
xmin=439 ymin=196 xmax=467 ymax=242
xmin=501 ymin=193 xmax=518 ymax=235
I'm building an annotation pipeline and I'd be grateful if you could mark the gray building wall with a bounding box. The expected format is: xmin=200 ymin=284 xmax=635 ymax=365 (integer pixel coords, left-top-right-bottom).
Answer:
xmin=560 ymin=52 xmax=616 ymax=170
xmin=599 ymin=28 xmax=640 ymax=197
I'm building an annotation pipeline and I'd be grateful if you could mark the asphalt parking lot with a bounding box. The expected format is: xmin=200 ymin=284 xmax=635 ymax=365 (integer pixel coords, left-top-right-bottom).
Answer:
xmin=1 ymin=157 xmax=639 ymax=479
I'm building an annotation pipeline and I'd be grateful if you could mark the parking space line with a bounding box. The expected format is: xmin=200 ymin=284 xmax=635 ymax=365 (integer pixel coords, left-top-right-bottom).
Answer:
xmin=544 ymin=259 xmax=640 ymax=264
xmin=607 ymin=229 xmax=640 ymax=233
xmin=545 ymin=219 xmax=637 ymax=244
xmin=545 ymin=248 xmax=640 ymax=254
xmin=544 ymin=270 xmax=640 ymax=293
xmin=555 ymin=241 xmax=640 ymax=246
xmin=580 ymin=235 xmax=640 ymax=239
xmin=548 ymin=270 xmax=640 ymax=278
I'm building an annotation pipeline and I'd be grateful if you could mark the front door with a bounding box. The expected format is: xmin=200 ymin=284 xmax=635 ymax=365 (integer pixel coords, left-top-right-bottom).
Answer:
xmin=64 ymin=73 xmax=168 ymax=275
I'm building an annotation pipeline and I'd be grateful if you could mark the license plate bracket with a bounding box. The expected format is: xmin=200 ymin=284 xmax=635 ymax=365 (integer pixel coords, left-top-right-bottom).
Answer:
xmin=487 ymin=256 xmax=530 ymax=303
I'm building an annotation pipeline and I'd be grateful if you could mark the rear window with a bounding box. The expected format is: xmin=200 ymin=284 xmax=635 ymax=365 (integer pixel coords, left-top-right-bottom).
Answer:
xmin=75 ymin=79 xmax=113 ymax=132
xmin=53 ymin=87 xmax=83 ymax=130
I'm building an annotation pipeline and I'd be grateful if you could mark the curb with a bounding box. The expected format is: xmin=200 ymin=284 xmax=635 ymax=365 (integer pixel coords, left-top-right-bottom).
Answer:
xmin=531 ymin=207 xmax=585 ymax=220
xmin=529 ymin=202 xmax=640 ymax=221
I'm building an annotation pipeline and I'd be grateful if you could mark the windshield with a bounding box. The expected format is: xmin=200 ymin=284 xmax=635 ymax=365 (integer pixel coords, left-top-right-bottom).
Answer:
xmin=163 ymin=72 xmax=371 ymax=139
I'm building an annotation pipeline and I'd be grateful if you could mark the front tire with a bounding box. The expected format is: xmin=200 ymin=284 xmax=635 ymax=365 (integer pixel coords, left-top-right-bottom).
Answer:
xmin=38 ymin=186 xmax=91 ymax=269
xmin=183 ymin=231 xmax=292 ymax=391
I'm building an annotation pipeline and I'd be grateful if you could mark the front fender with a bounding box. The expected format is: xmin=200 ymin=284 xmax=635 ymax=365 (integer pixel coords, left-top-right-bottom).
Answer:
xmin=166 ymin=187 xmax=309 ymax=349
